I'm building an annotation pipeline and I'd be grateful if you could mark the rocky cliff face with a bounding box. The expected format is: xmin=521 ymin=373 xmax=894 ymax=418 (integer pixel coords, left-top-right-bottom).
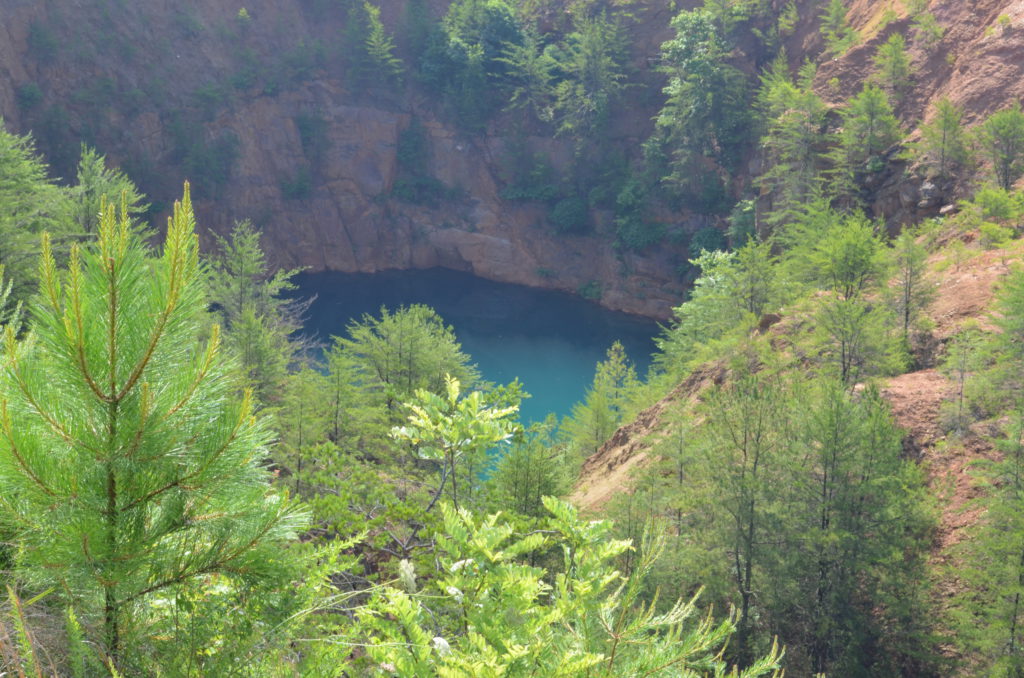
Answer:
xmin=2 ymin=0 xmax=1021 ymax=319
xmin=0 ymin=0 xmax=690 ymax=319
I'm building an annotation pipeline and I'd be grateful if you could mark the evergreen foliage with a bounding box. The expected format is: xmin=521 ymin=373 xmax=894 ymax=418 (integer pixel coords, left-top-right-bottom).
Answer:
xmin=7 ymin=6 xmax=1024 ymax=674
xmin=872 ymin=32 xmax=913 ymax=105
xmin=206 ymin=220 xmax=305 ymax=404
xmin=819 ymin=0 xmax=858 ymax=53
xmin=890 ymin=229 xmax=934 ymax=342
xmin=67 ymin=145 xmax=148 ymax=235
xmin=757 ymin=59 xmax=829 ymax=222
xmin=339 ymin=304 xmax=479 ymax=413
xmin=915 ymin=98 xmax=971 ymax=178
xmin=978 ymin=102 xmax=1024 ymax=191
xmin=829 ymin=84 xmax=901 ymax=201
xmin=363 ymin=2 xmax=404 ymax=83
xmin=560 ymin=342 xmax=639 ymax=459
xmin=0 ymin=123 xmax=71 ymax=306
xmin=654 ymin=249 xmax=772 ymax=376
xmin=489 ymin=416 xmax=569 ymax=517
xmin=0 ymin=187 xmax=305 ymax=672
xmin=653 ymin=8 xmax=751 ymax=205
xmin=498 ymin=26 xmax=558 ymax=123
xmin=553 ymin=12 xmax=630 ymax=141
xmin=360 ymin=498 xmax=784 ymax=678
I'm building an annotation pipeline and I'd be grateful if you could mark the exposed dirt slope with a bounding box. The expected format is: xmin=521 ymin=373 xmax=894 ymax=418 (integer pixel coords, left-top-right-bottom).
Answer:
xmin=572 ymin=236 xmax=1019 ymax=505
xmin=571 ymin=362 xmax=726 ymax=512
xmin=813 ymin=0 xmax=1024 ymax=124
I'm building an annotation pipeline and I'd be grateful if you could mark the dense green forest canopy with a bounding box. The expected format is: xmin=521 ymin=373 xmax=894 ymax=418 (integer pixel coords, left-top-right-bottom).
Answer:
xmin=4 ymin=0 xmax=1024 ymax=676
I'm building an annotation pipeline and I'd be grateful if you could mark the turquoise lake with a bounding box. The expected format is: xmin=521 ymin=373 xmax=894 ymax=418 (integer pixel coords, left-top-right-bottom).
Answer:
xmin=294 ymin=268 xmax=661 ymax=424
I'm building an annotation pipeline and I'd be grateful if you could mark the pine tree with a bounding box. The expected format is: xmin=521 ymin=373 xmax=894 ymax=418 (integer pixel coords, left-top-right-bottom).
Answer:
xmin=890 ymin=230 xmax=934 ymax=343
xmin=978 ymin=102 xmax=1024 ymax=191
xmin=655 ymin=8 xmax=751 ymax=176
xmin=872 ymin=32 xmax=913 ymax=105
xmin=829 ymin=84 xmax=901 ymax=201
xmin=207 ymin=219 xmax=305 ymax=403
xmin=939 ymin=325 xmax=982 ymax=434
xmin=758 ymin=59 xmax=829 ymax=221
xmin=340 ymin=304 xmax=479 ymax=415
xmin=555 ymin=12 xmax=630 ymax=140
xmin=788 ymin=381 xmax=932 ymax=675
xmin=819 ymin=0 xmax=857 ymax=53
xmin=654 ymin=250 xmax=766 ymax=376
xmin=489 ymin=416 xmax=568 ymax=517
xmin=693 ymin=371 xmax=790 ymax=664
xmin=67 ymin=145 xmax=148 ymax=235
xmin=0 ymin=122 xmax=71 ymax=306
xmin=561 ymin=341 xmax=639 ymax=458
xmin=363 ymin=2 xmax=404 ymax=83
xmin=810 ymin=214 xmax=887 ymax=301
xmin=278 ymin=365 xmax=331 ymax=495
xmin=916 ymin=98 xmax=970 ymax=178
xmin=955 ymin=406 xmax=1024 ymax=675
xmin=498 ymin=26 xmax=558 ymax=123
xmin=0 ymin=186 xmax=305 ymax=671
xmin=323 ymin=337 xmax=386 ymax=453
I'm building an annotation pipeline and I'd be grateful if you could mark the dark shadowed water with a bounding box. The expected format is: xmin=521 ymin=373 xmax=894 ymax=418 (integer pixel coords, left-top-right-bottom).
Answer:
xmin=293 ymin=268 xmax=660 ymax=424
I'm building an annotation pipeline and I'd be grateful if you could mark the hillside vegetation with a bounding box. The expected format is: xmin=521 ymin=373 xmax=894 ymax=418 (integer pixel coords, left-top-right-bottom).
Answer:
xmin=3 ymin=0 xmax=1024 ymax=676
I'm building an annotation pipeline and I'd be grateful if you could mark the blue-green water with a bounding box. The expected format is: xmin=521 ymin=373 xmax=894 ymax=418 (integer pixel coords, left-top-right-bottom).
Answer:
xmin=294 ymin=268 xmax=660 ymax=424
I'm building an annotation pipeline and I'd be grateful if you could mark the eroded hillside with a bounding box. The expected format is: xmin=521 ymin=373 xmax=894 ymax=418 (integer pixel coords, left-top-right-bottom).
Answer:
xmin=3 ymin=0 xmax=1021 ymax=319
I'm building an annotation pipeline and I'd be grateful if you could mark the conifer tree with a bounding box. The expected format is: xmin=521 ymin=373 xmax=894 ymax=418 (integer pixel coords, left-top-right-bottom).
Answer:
xmin=656 ymin=8 xmax=751 ymax=178
xmin=340 ymin=304 xmax=479 ymax=415
xmin=0 ymin=123 xmax=71 ymax=305
xmin=278 ymin=364 xmax=331 ymax=495
xmin=363 ymin=1 xmax=404 ymax=83
xmin=67 ymin=145 xmax=148 ymax=235
xmin=323 ymin=337 xmax=386 ymax=453
xmin=654 ymin=249 xmax=774 ymax=376
xmin=956 ymin=407 xmax=1024 ymax=675
xmin=952 ymin=266 xmax=1024 ymax=673
xmin=207 ymin=219 xmax=305 ymax=403
xmin=489 ymin=416 xmax=568 ymax=517
xmin=872 ymin=33 xmax=913 ymax=105
xmin=498 ymin=26 xmax=558 ymax=123
xmin=979 ymin=102 xmax=1024 ymax=191
xmin=890 ymin=230 xmax=934 ymax=343
xmin=758 ymin=59 xmax=829 ymax=222
xmin=0 ymin=187 xmax=305 ymax=671
xmin=554 ymin=12 xmax=629 ymax=141
xmin=911 ymin=8 xmax=944 ymax=49
xmin=916 ymin=98 xmax=970 ymax=178
xmin=788 ymin=382 xmax=931 ymax=675
xmin=829 ymin=84 xmax=901 ymax=201
xmin=693 ymin=371 xmax=789 ymax=665
xmin=939 ymin=325 xmax=981 ymax=434
xmin=561 ymin=341 xmax=639 ymax=458
xmin=819 ymin=0 xmax=857 ymax=53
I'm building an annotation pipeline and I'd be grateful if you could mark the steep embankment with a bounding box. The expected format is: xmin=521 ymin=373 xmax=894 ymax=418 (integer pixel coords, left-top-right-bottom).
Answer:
xmin=574 ymin=0 xmax=1024 ymax=507
xmin=0 ymin=0 xmax=691 ymax=318
xmin=4 ymin=1 xmax=1017 ymax=318
xmin=775 ymin=0 xmax=1024 ymax=227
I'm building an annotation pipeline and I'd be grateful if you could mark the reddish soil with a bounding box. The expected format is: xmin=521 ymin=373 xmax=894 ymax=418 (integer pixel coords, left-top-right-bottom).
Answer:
xmin=926 ymin=238 xmax=1024 ymax=340
xmin=570 ymin=362 xmax=726 ymax=512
